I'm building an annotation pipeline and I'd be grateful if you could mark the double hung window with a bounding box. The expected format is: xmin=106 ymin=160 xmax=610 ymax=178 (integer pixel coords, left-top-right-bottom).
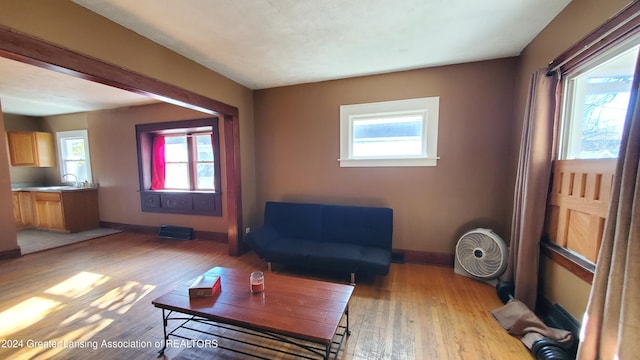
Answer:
xmin=162 ymin=133 xmax=215 ymax=191
xmin=136 ymin=118 xmax=222 ymax=216
xmin=544 ymin=12 xmax=640 ymax=272
xmin=559 ymin=43 xmax=639 ymax=160
xmin=56 ymin=129 xmax=92 ymax=184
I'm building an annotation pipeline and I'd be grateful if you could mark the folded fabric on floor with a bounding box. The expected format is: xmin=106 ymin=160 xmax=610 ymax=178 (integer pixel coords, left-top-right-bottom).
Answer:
xmin=491 ymin=299 xmax=574 ymax=350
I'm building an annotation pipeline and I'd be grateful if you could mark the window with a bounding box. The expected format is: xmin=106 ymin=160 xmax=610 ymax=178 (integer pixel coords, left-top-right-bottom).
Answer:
xmin=162 ymin=133 xmax=215 ymax=191
xmin=339 ymin=97 xmax=439 ymax=167
xmin=56 ymin=129 xmax=92 ymax=184
xmin=559 ymin=42 xmax=639 ymax=159
xmin=136 ymin=118 xmax=222 ymax=216
xmin=548 ymin=40 xmax=639 ymax=264
xmin=543 ymin=5 xmax=640 ymax=278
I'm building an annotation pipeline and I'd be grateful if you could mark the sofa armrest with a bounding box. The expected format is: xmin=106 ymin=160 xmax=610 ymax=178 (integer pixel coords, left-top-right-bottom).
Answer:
xmin=245 ymin=226 xmax=280 ymax=259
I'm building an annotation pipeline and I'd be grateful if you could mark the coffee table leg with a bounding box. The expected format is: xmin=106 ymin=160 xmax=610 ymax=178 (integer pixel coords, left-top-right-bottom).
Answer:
xmin=346 ymin=304 xmax=351 ymax=336
xmin=157 ymin=309 xmax=168 ymax=357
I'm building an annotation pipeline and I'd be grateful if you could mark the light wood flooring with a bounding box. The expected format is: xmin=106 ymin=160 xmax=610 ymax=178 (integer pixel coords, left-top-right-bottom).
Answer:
xmin=0 ymin=232 xmax=532 ymax=359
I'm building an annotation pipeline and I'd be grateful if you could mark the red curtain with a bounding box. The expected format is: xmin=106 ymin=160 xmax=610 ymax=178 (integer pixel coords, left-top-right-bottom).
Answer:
xmin=151 ymin=135 xmax=165 ymax=190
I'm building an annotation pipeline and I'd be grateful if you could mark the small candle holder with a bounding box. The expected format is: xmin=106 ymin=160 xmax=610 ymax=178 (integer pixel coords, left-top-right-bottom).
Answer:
xmin=250 ymin=271 xmax=264 ymax=293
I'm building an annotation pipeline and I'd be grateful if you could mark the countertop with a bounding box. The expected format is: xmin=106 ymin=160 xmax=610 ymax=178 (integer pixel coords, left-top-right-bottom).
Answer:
xmin=12 ymin=186 xmax=99 ymax=192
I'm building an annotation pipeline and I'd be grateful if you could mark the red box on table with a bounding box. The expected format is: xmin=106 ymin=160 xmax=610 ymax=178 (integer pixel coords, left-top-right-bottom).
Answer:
xmin=188 ymin=275 xmax=221 ymax=298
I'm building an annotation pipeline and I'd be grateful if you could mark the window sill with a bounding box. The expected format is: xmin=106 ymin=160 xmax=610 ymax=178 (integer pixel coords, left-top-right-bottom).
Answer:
xmin=338 ymin=157 xmax=438 ymax=167
xmin=541 ymin=242 xmax=595 ymax=284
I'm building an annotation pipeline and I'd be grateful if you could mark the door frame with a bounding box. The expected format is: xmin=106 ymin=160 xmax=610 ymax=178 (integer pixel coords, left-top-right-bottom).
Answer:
xmin=0 ymin=25 xmax=244 ymax=255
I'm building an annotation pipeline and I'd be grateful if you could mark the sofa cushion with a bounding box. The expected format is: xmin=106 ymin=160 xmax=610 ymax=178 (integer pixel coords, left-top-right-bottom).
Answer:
xmin=305 ymin=242 xmax=364 ymax=273
xmin=244 ymin=226 xmax=279 ymax=259
xmin=322 ymin=205 xmax=393 ymax=250
xmin=264 ymin=201 xmax=324 ymax=242
xmin=262 ymin=237 xmax=317 ymax=266
xmin=359 ymin=247 xmax=392 ymax=275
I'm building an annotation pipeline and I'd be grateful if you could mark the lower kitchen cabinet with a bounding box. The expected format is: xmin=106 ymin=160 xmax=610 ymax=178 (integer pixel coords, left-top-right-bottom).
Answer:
xmin=34 ymin=192 xmax=65 ymax=230
xmin=12 ymin=191 xmax=35 ymax=229
xmin=12 ymin=192 xmax=21 ymax=225
xmin=26 ymin=189 xmax=99 ymax=233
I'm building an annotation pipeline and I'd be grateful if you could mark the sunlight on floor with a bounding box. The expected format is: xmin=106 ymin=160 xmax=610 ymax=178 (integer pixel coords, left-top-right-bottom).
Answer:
xmin=90 ymin=280 xmax=155 ymax=315
xmin=0 ymin=297 xmax=62 ymax=338
xmin=45 ymin=271 xmax=111 ymax=298
xmin=0 ymin=270 xmax=156 ymax=358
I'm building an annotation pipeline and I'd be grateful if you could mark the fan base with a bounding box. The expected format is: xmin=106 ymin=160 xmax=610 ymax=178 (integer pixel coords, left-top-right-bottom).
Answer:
xmin=454 ymin=259 xmax=500 ymax=286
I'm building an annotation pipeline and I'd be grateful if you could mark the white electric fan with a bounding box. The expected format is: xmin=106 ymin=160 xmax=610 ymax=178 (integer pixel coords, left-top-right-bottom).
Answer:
xmin=454 ymin=228 xmax=508 ymax=285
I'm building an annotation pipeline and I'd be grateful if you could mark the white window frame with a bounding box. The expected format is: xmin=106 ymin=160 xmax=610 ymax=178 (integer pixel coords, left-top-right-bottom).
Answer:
xmin=56 ymin=129 xmax=93 ymax=184
xmin=339 ymin=97 xmax=439 ymax=167
xmin=558 ymin=36 xmax=639 ymax=160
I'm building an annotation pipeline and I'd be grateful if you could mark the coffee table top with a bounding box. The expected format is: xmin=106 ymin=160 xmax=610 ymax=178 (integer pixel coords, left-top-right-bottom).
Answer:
xmin=152 ymin=267 xmax=354 ymax=344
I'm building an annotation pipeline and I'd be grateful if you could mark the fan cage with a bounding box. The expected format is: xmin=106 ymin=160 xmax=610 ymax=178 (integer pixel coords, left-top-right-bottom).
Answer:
xmin=455 ymin=228 xmax=507 ymax=279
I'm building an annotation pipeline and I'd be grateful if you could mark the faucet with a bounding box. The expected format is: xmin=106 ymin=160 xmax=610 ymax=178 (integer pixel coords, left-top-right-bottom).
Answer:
xmin=62 ymin=173 xmax=78 ymax=187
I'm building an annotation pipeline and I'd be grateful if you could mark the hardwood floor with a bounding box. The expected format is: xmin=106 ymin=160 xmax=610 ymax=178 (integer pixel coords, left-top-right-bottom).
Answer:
xmin=0 ymin=232 xmax=532 ymax=359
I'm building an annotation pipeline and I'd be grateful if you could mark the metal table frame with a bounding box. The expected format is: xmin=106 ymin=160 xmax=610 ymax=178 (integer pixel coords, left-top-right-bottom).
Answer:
xmin=156 ymin=305 xmax=351 ymax=359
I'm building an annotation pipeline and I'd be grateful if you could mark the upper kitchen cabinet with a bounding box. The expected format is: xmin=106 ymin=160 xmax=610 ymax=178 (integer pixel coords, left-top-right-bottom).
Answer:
xmin=7 ymin=131 xmax=56 ymax=167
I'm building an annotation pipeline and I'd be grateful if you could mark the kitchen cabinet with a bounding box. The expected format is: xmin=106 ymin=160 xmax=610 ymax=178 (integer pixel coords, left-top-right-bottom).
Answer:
xmin=12 ymin=191 xmax=35 ymax=229
xmin=10 ymin=188 xmax=101 ymax=233
xmin=34 ymin=192 xmax=65 ymax=230
xmin=7 ymin=131 xmax=56 ymax=167
xmin=19 ymin=192 xmax=34 ymax=226
xmin=12 ymin=192 xmax=21 ymax=225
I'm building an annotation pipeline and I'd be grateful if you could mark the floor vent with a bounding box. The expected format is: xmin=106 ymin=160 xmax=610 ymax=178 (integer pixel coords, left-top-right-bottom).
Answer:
xmin=158 ymin=225 xmax=193 ymax=240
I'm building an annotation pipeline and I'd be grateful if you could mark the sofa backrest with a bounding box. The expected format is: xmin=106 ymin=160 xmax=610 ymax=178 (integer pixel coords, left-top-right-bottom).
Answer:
xmin=263 ymin=201 xmax=393 ymax=250
xmin=264 ymin=201 xmax=324 ymax=241
xmin=322 ymin=204 xmax=393 ymax=250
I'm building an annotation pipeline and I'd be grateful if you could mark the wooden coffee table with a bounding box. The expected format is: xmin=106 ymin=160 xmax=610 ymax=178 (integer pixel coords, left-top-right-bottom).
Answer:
xmin=152 ymin=267 xmax=354 ymax=359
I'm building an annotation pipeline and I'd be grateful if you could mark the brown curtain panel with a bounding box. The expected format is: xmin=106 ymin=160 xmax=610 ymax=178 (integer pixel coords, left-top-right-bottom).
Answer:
xmin=577 ymin=53 xmax=640 ymax=360
xmin=504 ymin=69 xmax=559 ymax=310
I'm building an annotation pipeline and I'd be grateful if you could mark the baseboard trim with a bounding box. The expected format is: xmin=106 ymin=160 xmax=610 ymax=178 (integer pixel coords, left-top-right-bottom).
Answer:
xmin=393 ymin=249 xmax=454 ymax=267
xmin=0 ymin=247 xmax=22 ymax=260
xmin=536 ymin=296 xmax=581 ymax=333
xmin=100 ymin=221 xmax=228 ymax=243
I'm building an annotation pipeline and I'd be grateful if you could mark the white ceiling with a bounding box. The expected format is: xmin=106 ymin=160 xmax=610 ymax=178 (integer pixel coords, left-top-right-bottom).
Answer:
xmin=73 ymin=0 xmax=571 ymax=89
xmin=0 ymin=57 xmax=156 ymax=116
xmin=0 ymin=0 xmax=571 ymax=116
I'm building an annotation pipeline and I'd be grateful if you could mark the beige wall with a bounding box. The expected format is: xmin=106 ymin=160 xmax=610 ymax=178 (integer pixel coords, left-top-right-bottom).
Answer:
xmin=41 ymin=103 xmax=228 ymax=232
xmin=0 ymin=0 xmax=256 ymax=252
xmin=514 ymin=0 xmax=633 ymax=319
xmin=0 ymin=107 xmax=18 ymax=253
xmin=254 ymin=58 xmax=518 ymax=253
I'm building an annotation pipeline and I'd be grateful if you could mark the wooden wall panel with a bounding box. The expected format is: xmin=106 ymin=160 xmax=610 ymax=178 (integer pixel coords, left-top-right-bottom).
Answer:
xmin=544 ymin=159 xmax=616 ymax=262
xmin=566 ymin=210 xmax=604 ymax=262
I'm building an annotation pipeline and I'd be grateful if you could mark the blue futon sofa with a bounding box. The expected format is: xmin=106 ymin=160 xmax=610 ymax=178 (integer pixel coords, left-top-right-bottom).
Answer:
xmin=245 ymin=201 xmax=393 ymax=283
